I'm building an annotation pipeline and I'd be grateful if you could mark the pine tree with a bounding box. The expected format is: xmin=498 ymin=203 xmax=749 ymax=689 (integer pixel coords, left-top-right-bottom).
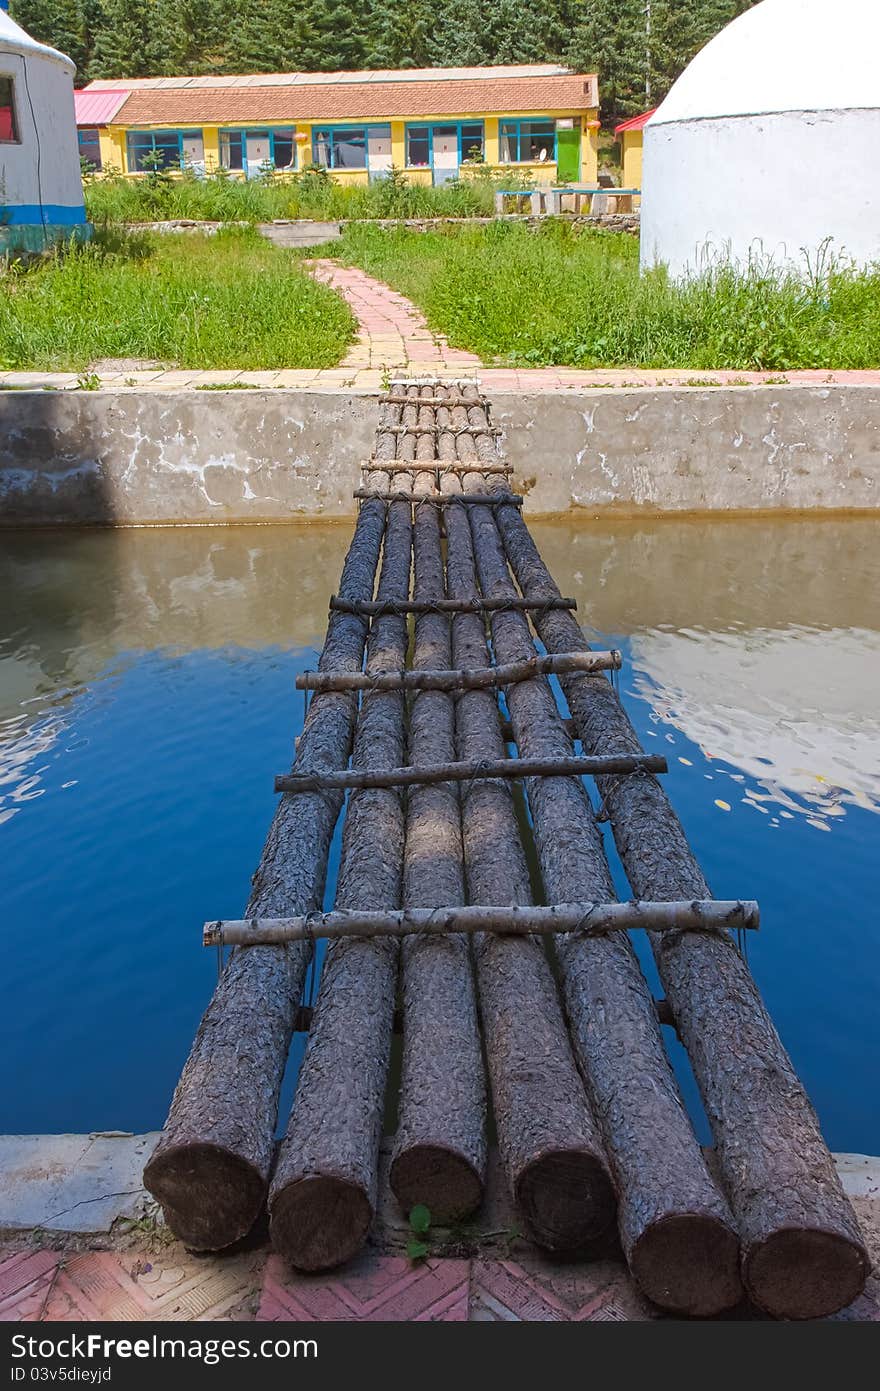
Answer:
xmin=9 ymin=0 xmax=94 ymax=75
xmin=88 ymin=0 xmax=166 ymax=78
xmin=567 ymin=0 xmax=649 ymax=119
xmin=368 ymin=0 xmax=431 ymax=70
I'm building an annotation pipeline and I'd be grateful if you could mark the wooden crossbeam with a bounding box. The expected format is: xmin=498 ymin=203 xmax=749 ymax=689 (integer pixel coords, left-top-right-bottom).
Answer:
xmin=328 ymin=594 xmax=575 ymax=616
xmin=204 ymin=899 xmax=760 ymax=948
xmin=295 ymin=648 xmax=621 ymax=694
xmin=361 ymin=460 xmax=512 ymax=475
xmin=276 ymin=752 xmax=666 ymax=795
xmin=381 ymin=424 xmax=502 ymax=436
xmin=380 ymin=393 xmax=490 ymax=408
xmin=354 ymin=490 xmax=522 ymax=506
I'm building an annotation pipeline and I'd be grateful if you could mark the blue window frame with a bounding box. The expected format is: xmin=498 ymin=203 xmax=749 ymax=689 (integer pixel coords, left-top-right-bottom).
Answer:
xmin=404 ymin=122 xmax=485 ymax=169
xmin=127 ymin=129 xmax=200 ymax=173
xmin=78 ymin=127 xmax=102 ymax=171
xmin=219 ymin=128 xmax=297 ymax=173
xmin=312 ymin=127 xmax=367 ymax=170
xmin=499 ymin=119 xmax=556 ymax=164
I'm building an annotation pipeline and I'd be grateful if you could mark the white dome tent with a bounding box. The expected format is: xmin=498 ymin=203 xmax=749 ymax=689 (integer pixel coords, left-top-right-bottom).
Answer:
xmin=640 ymin=0 xmax=880 ymax=278
xmin=0 ymin=1 xmax=88 ymax=252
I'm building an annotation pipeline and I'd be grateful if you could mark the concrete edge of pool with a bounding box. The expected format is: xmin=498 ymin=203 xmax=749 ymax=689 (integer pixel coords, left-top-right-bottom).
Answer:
xmin=1 ymin=383 xmax=879 ymax=524
xmin=0 ymin=1139 xmax=877 ymax=1322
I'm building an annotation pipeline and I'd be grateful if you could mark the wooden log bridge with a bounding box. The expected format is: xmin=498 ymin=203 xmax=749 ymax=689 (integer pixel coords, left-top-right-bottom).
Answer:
xmin=145 ymin=379 xmax=868 ymax=1322
xmin=295 ymin=649 xmax=621 ymax=694
xmin=205 ymin=899 xmax=760 ymax=947
xmin=275 ymin=752 xmax=667 ymax=795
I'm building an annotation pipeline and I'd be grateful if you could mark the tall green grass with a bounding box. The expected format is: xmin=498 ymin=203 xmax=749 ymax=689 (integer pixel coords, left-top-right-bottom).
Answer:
xmin=82 ymin=165 xmax=531 ymax=225
xmin=0 ymin=225 xmax=355 ymax=371
xmin=335 ymin=221 xmax=880 ymax=370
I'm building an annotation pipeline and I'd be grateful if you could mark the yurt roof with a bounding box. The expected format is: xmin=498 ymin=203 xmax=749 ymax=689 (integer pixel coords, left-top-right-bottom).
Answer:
xmin=0 ymin=9 xmax=75 ymax=72
xmin=650 ymin=0 xmax=880 ymax=126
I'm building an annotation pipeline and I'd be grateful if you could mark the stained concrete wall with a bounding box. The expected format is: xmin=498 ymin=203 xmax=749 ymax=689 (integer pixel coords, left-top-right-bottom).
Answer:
xmin=1 ymin=384 xmax=877 ymax=525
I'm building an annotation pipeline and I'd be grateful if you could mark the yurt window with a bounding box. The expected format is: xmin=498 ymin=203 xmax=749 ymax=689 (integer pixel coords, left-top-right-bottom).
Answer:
xmin=0 ymin=75 xmax=18 ymax=143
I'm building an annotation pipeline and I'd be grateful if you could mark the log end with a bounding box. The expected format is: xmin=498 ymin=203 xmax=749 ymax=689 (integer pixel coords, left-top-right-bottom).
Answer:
xmin=390 ymin=1145 xmax=484 ymax=1224
xmin=514 ymin=1150 xmax=617 ymax=1254
xmin=630 ymin=1213 xmax=743 ymax=1317
xmin=143 ymin=1142 xmax=266 ymax=1252
xmin=744 ymin=1226 xmax=870 ymax=1320
xmin=269 ymin=1176 xmax=373 ymax=1273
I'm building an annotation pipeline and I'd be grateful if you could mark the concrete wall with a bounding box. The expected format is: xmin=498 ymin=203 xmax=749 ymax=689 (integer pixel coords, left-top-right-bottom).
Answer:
xmin=0 ymin=385 xmax=877 ymax=525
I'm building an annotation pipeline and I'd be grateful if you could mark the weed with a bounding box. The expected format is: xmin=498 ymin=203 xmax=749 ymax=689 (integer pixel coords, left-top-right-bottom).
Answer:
xmin=196 ymin=381 xmax=261 ymax=390
xmin=76 ymin=371 xmax=101 ymax=390
xmin=406 ymin=1204 xmax=432 ymax=1262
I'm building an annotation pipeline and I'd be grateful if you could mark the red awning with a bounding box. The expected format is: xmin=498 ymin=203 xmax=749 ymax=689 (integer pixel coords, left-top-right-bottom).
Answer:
xmin=74 ymin=89 xmax=129 ymax=126
xmin=614 ymin=108 xmax=657 ymax=135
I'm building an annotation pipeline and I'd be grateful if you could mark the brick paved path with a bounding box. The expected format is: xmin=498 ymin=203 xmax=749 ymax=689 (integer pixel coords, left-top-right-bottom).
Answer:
xmin=308 ymin=260 xmax=481 ymax=374
xmin=2 ymin=1245 xmax=877 ymax=1322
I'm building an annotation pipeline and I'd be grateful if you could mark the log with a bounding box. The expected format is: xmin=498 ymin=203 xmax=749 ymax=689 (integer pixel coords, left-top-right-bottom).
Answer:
xmin=143 ymin=494 xmax=388 ymax=1252
xmin=328 ymin=594 xmax=570 ymax=616
xmin=389 ymin=408 xmax=486 ymax=1223
xmin=362 ymin=460 xmax=512 ymax=475
xmin=274 ymin=752 xmax=667 ymax=795
xmin=295 ymin=648 xmax=621 ymax=694
xmin=267 ymin=494 xmax=413 ymax=1272
xmin=465 ymin=472 xmax=743 ymax=1316
xmin=205 ymin=899 xmax=759 ymax=947
xmin=382 ymin=423 xmax=502 ymax=436
xmin=354 ymin=489 xmax=523 ymax=505
xmin=493 ymin=497 xmax=869 ymax=1320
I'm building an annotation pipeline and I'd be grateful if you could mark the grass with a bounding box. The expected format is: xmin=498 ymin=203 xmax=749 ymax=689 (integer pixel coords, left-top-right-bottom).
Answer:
xmin=0 ymin=224 xmax=355 ymax=371
xmin=332 ymin=220 xmax=880 ymax=371
xmin=82 ymin=164 xmax=533 ymax=225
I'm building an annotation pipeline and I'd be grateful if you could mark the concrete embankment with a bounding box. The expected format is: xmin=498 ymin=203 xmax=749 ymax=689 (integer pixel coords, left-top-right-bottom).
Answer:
xmin=1 ymin=383 xmax=877 ymax=525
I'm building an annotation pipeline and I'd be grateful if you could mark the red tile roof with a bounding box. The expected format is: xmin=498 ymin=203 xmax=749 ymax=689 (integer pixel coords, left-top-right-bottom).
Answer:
xmin=74 ymin=89 xmax=129 ymax=125
xmin=99 ymin=73 xmax=597 ymax=127
xmin=614 ymin=108 xmax=657 ymax=135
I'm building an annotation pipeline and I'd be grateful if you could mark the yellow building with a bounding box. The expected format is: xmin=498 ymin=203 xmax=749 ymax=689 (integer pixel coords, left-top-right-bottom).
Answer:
xmin=74 ymin=64 xmax=600 ymax=188
xmin=614 ymin=108 xmax=654 ymax=202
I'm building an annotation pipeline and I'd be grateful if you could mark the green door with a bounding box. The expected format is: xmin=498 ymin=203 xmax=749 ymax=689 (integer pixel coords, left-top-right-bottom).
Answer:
xmin=556 ymin=125 xmax=580 ymax=182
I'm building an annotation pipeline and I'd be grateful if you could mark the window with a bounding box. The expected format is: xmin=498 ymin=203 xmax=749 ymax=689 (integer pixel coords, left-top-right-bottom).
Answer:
xmin=78 ymin=127 xmax=102 ymax=171
xmin=460 ymin=123 xmax=484 ymax=163
xmin=406 ymin=125 xmax=430 ymax=168
xmin=404 ymin=122 xmax=485 ymax=169
xmin=127 ymin=129 xmax=199 ymax=173
xmin=499 ymin=119 xmax=556 ymax=164
xmin=0 ymin=75 xmax=18 ymax=144
xmin=219 ymin=130 xmax=245 ymax=171
xmin=312 ymin=128 xmax=367 ymax=170
xmin=271 ymin=128 xmax=295 ymax=171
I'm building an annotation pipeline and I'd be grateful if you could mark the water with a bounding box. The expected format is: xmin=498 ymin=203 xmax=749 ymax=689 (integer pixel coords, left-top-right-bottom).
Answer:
xmin=1 ymin=519 xmax=878 ymax=1152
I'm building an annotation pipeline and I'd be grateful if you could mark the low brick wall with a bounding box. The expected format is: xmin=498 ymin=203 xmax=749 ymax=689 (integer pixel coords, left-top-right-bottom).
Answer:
xmin=0 ymin=383 xmax=875 ymax=526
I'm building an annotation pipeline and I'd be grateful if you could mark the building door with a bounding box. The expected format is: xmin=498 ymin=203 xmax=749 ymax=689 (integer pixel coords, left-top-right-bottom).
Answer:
xmin=432 ymin=126 xmax=459 ymax=185
xmin=556 ymin=123 xmax=581 ymax=183
xmin=368 ymin=125 xmax=393 ymax=182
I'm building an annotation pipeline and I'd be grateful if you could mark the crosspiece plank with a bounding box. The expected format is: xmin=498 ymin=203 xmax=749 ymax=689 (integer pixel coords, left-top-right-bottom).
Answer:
xmin=295 ymin=649 xmax=621 ymax=694
xmin=362 ymin=461 xmax=512 ymax=475
xmin=329 ymin=594 xmax=575 ymax=616
xmin=204 ymin=900 xmax=760 ymax=947
xmin=275 ymin=752 xmax=667 ymax=795
xmin=354 ymin=490 xmax=523 ymax=506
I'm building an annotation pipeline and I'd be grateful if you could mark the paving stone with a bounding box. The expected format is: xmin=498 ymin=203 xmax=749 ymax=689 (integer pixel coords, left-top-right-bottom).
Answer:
xmin=0 ymin=1134 xmax=160 ymax=1234
xmin=259 ymin=1254 xmax=468 ymax=1322
xmin=42 ymin=1250 xmax=263 ymax=1322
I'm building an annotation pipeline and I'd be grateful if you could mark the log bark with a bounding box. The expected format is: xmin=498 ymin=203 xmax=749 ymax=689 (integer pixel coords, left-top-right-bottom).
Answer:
xmin=329 ymin=594 xmax=571 ymax=616
xmin=465 ymin=472 xmax=743 ymax=1316
xmin=267 ymin=495 xmax=413 ymax=1272
xmin=442 ymin=471 xmax=618 ymax=1252
xmin=389 ymin=392 xmax=486 ymax=1223
xmin=275 ymin=752 xmax=666 ymax=795
xmin=206 ymin=899 xmax=758 ymax=947
xmin=143 ymin=494 xmax=388 ymax=1252
xmin=494 ymin=498 xmax=869 ymax=1320
xmin=295 ymin=648 xmax=620 ymax=693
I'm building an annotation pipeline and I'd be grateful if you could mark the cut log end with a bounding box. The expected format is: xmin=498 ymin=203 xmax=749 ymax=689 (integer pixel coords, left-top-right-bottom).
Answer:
xmin=143 ymin=1142 xmax=266 ymax=1252
xmin=514 ymin=1150 xmax=617 ymax=1254
xmin=629 ymin=1214 xmax=743 ymax=1317
xmin=390 ymin=1145 xmax=484 ymax=1224
xmin=269 ymin=1175 xmax=374 ymax=1273
xmin=744 ymin=1227 xmax=869 ymax=1320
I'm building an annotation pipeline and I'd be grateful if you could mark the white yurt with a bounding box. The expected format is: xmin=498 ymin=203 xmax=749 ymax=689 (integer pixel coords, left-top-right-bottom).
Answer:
xmin=640 ymin=0 xmax=880 ymax=277
xmin=0 ymin=0 xmax=88 ymax=252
